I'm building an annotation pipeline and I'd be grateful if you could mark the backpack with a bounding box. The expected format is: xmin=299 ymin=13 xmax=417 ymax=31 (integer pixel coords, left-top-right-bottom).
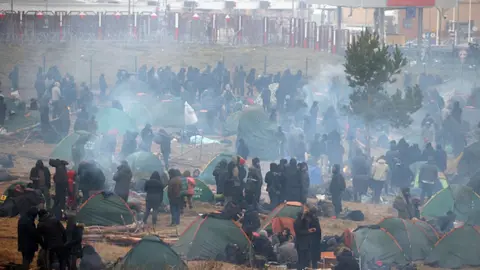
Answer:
xmin=245 ymin=178 xmax=257 ymax=192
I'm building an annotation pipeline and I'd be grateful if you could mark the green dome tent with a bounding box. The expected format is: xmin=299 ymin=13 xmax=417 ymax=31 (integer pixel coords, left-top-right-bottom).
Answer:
xmin=112 ymin=235 xmax=188 ymax=270
xmin=376 ymin=217 xmax=437 ymax=261
xmin=222 ymin=111 xmax=241 ymax=136
xmin=262 ymin=201 xmax=306 ymax=232
xmin=421 ymin=184 xmax=480 ymax=225
xmin=237 ymin=107 xmax=277 ymax=160
xmin=95 ymin=108 xmax=137 ymax=134
xmin=173 ymin=213 xmax=252 ymax=260
xmin=126 ymin=151 xmax=164 ymax=180
xmin=198 ymin=152 xmax=237 ymax=184
xmin=125 ymin=102 xmax=154 ymax=127
xmin=50 ymin=131 xmax=95 ymax=162
xmin=152 ymin=98 xmax=185 ymax=128
xmin=77 ymin=191 xmax=135 ymax=226
xmin=162 ymin=177 xmax=214 ymax=205
xmin=352 ymin=226 xmax=408 ymax=266
xmin=425 ymin=225 xmax=480 ymax=269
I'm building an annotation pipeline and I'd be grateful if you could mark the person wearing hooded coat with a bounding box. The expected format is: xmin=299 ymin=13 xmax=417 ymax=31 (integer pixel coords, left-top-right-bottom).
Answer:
xmin=18 ymin=207 xmax=42 ymax=270
xmin=251 ymin=157 xmax=263 ymax=204
xmin=37 ymin=209 xmax=67 ymax=270
xmin=65 ymin=215 xmax=84 ymax=270
xmin=329 ymin=164 xmax=346 ymax=216
xmin=265 ymin=163 xmax=281 ymax=207
xmin=49 ymin=159 xmax=69 ymax=220
xmin=143 ymin=171 xmax=166 ymax=226
xmin=294 ymin=208 xmax=316 ymax=270
xmin=333 ymin=249 xmax=360 ymax=270
xmin=29 ymin=160 xmax=51 ymax=209
xmin=113 ymin=161 xmax=133 ymax=202
xmin=299 ymin=162 xmax=310 ymax=203
xmin=284 ymin=158 xmax=302 ymax=202
xmin=168 ymin=169 xmax=183 ymax=226
xmin=213 ymin=159 xmax=228 ymax=197
xmin=79 ymin=245 xmax=104 ymax=270
xmin=139 ymin=124 xmax=154 ymax=152
xmin=77 ymin=161 xmax=106 ymax=202
xmin=350 ymin=150 xmax=370 ymax=202
xmin=242 ymin=206 xmax=261 ymax=239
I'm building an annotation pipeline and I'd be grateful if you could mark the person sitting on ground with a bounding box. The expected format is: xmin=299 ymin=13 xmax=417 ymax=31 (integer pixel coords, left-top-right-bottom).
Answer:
xmin=393 ymin=187 xmax=417 ymax=220
xmin=252 ymin=230 xmax=277 ymax=267
xmin=242 ymin=206 xmax=261 ymax=239
xmin=272 ymin=228 xmax=293 ymax=248
xmin=333 ymin=248 xmax=360 ymax=270
xmin=432 ymin=210 xmax=456 ymax=233
xmin=220 ymin=200 xmax=242 ymax=221
xmin=276 ymin=234 xmax=298 ymax=267
xmin=79 ymin=245 xmax=104 ymax=270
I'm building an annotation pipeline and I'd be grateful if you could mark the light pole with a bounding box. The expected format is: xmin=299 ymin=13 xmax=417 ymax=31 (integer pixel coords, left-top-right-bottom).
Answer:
xmin=468 ymin=0 xmax=472 ymax=42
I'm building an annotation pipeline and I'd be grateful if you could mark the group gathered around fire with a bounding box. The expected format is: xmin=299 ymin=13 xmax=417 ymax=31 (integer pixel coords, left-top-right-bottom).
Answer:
xmin=0 ymin=60 xmax=471 ymax=270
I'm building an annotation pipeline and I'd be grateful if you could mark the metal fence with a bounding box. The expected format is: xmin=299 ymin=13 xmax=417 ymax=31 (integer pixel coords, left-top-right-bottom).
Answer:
xmin=0 ymin=10 xmax=365 ymax=51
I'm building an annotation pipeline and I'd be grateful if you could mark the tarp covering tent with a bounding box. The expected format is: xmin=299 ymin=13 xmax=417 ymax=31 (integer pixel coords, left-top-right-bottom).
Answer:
xmin=198 ymin=152 xmax=237 ymax=185
xmin=76 ymin=191 xmax=135 ymax=227
xmin=173 ymin=213 xmax=251 ymax=260
xmin=262 ymin=202 xmax=306 ymax=232
xmin=425 ymin=225 xmax=480 ymax=269
xmin=126 ymin=151 xmax=164 ymax=180
xmin=421 ymin=184 xmax=480 ymax=225
xmin=112 ymin=235 xmax=188 ymax=270
xmin=50 ymin=131 xmax=96 ymax=162
xmin=163 ymin=177 xmax=214 ymax=205
xmin=376 ymin=218 xmax=437 ymax=261
xmin=95 ymin=108 xmax=137 ymax=134
xmin=237 ymin=107 xmax=278 ymax=160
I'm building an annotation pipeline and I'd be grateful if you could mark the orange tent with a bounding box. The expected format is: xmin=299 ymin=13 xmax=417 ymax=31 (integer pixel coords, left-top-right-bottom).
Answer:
xmin=271 ymin=217 xmax=296 ymax=236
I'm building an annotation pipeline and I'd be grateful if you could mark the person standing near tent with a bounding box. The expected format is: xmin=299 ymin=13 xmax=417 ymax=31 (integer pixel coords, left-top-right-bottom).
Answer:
xmin=299 ymin=162 xmax=310 ymax=204
xmin=371 ymin=156 xmax=389 ymax=203
xmin=17 ymin=206 xmax=42 ymax=270
xmin=37 ymin=209 xmax=67 ymax=270
xmin=168 ymin=169 xmax=183 ymax=226
xmin=329 ymin=164 xmax=346 ymax=216
xmin=213 ymin=159 xmax=228 ymax=203
xmin=350 ymin=150 xmax=370 ymax=202
xmin=251 ymin=157 xmax=263 ymax=205
xmin=265 ymin=163 xmax=281 ymax=207
xmin=143 ymin=171 xmax=165 ymax=226
xmin=182 ymin=171 xmax=196 ymax=209
xmin=435 ymin=144 xmax=447 ymax=173
xmin=156 ymin=129 xmax=172 ymax=169
xmin=0 ymin=96 xmax=6 ymax=128
xmin=294 ymin=207 xmax=317 ymax=270
xmin=419 ymin=156 xmax=439 ymax=202
xmin=140 ymin=124 xmax=154 ymax=152
xmin=99 ymin=74 xmax=108 ymax=99
xmin=49 ymin=159 xmax=69 ymax=220
xmin=113 ymin=161 xmax=133 ymax=203
xmin=51 ymin=81 xmax=62 ymax=118
xmin=29 ymin=160 xmax=52 ymax=210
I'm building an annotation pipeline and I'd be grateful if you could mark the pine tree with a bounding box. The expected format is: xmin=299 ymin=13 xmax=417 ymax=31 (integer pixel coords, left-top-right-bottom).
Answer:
xmin=344 ymin=29 xmax=423 ymax=156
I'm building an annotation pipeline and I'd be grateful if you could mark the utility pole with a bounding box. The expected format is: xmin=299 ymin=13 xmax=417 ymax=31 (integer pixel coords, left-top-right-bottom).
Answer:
xmin=10 ymin=0 xmax=13 ymax=11
xmin=468 ymin=0 xmax=472 ymax=42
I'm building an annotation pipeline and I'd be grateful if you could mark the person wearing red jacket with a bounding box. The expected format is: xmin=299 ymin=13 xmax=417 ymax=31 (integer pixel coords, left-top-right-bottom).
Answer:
xmin=67 ymin=170 xmax=77 ymax=210
xmin=182 ymin=171 xmax=196 ymax=209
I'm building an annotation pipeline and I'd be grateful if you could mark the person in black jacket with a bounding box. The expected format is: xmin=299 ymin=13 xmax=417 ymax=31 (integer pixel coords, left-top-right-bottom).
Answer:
xmin=284 ymin=158 xmax=302 ymax=202
xmin=242 ymin=206 xmax=261 ymax=239
xmin=18 ymin=207 xmax=42 ymax=270
xmin=79 ymin=245 xmax=104 ymax=270
xmin=49 ymin=159 xmax=69 ymax=220
xmin=334 ymin=249 xmax=360 ymax=270
xmin=113 ymin=161 xmax=133 ymax=202
xmin=265 ymin=163 xmax=281 ymax=207
xmin=294 ymin=208 xmax=315 ymax=270
xmin=143 ymin=171 xmax=166 ymax=226
xmin=29 ymin=160 xmax=51 ymax=209
xmin=213 ymin=159 xmax=228 ymax=199
xmin=435 ymin=144 xmax=447 ymax=172
xmin=329 ymin=164 xmax=346 ymax=216
xmin=307 ymin=209 xmax=322 ymax=269
xmin=65 ymin=215 xmax=84 ymax=270
xmin=37 ymin=209 xmax=67 ymax=270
